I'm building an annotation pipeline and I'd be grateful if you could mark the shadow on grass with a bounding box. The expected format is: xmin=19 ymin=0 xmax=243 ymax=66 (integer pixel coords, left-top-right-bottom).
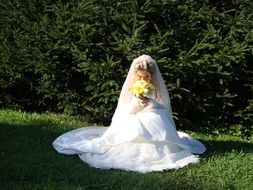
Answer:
xmin=201 ymin=138 xmax=253 ymax=158
xmin=1 ymin=118 xmax=252 ymax=190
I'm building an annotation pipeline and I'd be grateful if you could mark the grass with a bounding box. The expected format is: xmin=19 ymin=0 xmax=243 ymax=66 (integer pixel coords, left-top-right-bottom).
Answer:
xmin=0 ymin=109 xmax=253 ymax=190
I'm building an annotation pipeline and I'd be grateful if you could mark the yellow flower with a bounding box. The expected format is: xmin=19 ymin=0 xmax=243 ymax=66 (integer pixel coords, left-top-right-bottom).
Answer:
xmin=135 ymin=86 xmax=144 ymax=95
xmin=130 ymin=80 xmax=154 ymax=98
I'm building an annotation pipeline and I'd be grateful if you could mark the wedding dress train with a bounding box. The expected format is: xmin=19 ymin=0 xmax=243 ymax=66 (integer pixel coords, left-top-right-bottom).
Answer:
xmin=53 ymin=99 xmax=206 ymax=173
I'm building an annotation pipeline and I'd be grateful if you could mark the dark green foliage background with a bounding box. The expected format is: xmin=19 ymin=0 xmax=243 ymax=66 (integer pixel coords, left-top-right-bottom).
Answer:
xmin=0 ymin=0 xmax=252 ymax=128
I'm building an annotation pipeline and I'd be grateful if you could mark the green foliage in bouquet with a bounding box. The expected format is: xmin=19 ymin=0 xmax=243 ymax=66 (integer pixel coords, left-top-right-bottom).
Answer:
xmin=0 ymin=0 xmax=252 ymax=128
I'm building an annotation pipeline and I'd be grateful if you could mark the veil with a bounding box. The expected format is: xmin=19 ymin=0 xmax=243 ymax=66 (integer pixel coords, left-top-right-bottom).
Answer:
xmin=111 ymin=55 xmax=174 ymax=124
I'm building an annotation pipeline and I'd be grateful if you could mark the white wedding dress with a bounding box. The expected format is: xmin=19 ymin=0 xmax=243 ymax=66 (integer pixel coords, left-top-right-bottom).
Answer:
xmin=52 ymin=55 xmax=206 ymax=173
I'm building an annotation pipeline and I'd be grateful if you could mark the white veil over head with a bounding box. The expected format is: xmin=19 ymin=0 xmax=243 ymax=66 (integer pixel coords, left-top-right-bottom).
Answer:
xmin=112 ymin=55 xmax=173 ymax=121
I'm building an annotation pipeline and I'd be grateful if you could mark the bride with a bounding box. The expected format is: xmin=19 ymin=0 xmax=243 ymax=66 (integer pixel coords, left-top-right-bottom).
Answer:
xmin=52 ymin=55 xmax=206 ymax=173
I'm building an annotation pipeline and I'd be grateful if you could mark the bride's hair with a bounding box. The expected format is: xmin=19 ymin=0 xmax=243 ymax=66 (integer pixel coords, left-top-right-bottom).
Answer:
xmin=133 ymin=55 xmax=156 ymax=75
xmin=132 ymin=55 xmax=156 ymax=83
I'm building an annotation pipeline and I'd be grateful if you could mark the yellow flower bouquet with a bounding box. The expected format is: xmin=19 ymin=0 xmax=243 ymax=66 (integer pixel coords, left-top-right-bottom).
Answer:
xmin=130 ymin=80 xmax=154 ymax=99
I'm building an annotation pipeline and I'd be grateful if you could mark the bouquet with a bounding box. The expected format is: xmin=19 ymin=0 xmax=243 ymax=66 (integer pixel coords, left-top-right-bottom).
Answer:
xmin=130 ymin=80 xmax=154 ymax=99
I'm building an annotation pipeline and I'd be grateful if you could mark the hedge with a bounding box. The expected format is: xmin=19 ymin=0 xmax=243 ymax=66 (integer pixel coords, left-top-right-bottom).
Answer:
xmin=0 ymin=0 xmax=252 ymax=128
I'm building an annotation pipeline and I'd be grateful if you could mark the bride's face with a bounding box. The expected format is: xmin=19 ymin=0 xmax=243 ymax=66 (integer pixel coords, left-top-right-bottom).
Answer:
xmin=136 ymin=70 xmax=152 ymax=82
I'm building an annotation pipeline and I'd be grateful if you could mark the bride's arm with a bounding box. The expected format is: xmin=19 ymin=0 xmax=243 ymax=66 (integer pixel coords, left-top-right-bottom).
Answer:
xmin=128 ymin=98 xmax=144 ymax=114
xmin=128 ymin=97 xmax=164 ymax=114
xmin=141 ymin=98 xmax=164 ymax=111
xmin=148 ymin=98 xmax=163 ymax=108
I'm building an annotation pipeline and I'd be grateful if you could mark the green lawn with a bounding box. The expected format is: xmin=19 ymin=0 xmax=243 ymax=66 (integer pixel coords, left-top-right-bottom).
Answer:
xmin=0 ymin=109 xmax=253 ymax=190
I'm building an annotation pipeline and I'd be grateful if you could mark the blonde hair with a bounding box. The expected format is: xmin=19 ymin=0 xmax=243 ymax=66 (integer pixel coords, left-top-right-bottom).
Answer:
xmin=132 ymin=55 xmax=156 ymax=82
xmin=134 ymin=55 xmax=155 ymax=72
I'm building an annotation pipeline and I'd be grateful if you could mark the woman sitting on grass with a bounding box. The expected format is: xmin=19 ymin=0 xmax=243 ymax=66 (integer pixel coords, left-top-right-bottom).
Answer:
xmin=53 ymin=55 xmax=206 ymax=173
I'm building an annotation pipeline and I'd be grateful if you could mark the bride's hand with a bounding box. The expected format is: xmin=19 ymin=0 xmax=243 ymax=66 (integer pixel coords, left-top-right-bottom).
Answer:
xmin=138 ymin=98 xmax=149 ymax=108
